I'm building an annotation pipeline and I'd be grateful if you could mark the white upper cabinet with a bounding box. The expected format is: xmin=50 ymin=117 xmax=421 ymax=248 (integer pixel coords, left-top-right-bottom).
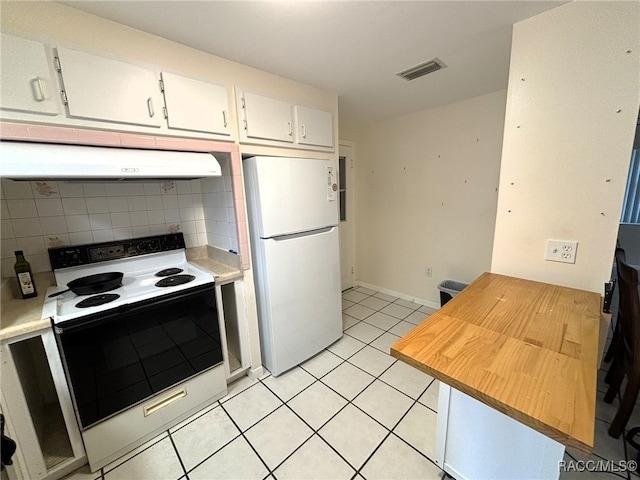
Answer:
xmin=0 ymin=34 xmax=60 ymax=116
xmin=294 ymin=105 xmax=333 ymax=148
xmin=238 ymin=90 xmax=334 ymax=151
xmin=0 ymin=33 xmax=333 ymax=148
xmin=56 ymin=46 xmax=163 ymax=128
xmin=240 ymin=91 xmax=294 ymax=143
xmin=161 ymin=72 xmax=231 ymax=136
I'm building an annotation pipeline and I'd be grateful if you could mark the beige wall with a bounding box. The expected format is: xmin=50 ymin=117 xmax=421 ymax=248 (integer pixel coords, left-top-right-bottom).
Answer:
xmin=355 ymin=90 xmax=506 ymax=305
xmin=491 ymin=1 xmax=640 ymax=293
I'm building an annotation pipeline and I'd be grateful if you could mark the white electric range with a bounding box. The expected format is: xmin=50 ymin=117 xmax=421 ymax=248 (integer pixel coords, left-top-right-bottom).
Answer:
xmin=45 ymin=233 xmax=227 ymax=472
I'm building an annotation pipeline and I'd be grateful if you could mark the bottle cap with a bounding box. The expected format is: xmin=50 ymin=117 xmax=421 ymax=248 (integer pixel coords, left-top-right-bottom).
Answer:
xmin=14 ymin=250 xmax=23 ymax=255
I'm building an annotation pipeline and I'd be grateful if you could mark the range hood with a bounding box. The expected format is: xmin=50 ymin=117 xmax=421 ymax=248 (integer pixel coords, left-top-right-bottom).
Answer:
xmin=0 ymin=142 xmax=222 ymax=180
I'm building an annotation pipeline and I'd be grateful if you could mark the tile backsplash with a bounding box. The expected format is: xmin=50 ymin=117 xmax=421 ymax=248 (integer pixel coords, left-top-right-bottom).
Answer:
xmin=0 ymin=159 xmax=238 ymax=277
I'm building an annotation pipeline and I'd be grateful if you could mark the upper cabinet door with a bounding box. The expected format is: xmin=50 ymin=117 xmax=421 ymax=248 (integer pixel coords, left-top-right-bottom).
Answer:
xmin=1 ymin=34 xmax=60 ymax=116
xmin=161 ymin=72 xmax=231 ymax=136
xmin=56 ymin=46 xmax=162 ymax=128
xmin=294 ymin=105 xmax=333 ymax=148
xmin=241 ymin=92 xmax=293 ymax=143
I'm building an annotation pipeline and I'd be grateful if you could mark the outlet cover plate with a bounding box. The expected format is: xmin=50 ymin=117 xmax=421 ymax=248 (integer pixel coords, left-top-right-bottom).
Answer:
xmin=545 ymin=240 xmax=578 ymax=264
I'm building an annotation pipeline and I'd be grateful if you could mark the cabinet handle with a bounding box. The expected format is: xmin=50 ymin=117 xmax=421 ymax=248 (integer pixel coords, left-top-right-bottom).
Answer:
xmin=143 ymin=388 xmax=187 ymax=417
xmin=222 ymin=110 xmax=228 ymax=128
xmin=31 ymin=77 xmax=45 ymax=102
xmin=287 ymin=122 xmax=292 ymax=136
xmin=301 ymin=124 xmax=307 ymax=139
xmin=147 ymin=97 xmax=155 ymax=118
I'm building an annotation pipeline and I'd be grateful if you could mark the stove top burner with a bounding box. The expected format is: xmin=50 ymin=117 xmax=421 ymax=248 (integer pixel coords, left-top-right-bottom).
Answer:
xmin=155 ymin=274 xmax=196 ymax=287
xmin=75 ymin=293 xmax=121 ymax=308
xmin=155 ymin=268 xmax=184 ymax=277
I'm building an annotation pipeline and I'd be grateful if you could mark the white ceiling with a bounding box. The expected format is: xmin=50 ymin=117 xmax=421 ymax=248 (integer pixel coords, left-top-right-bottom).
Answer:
xmin=58 ymin=1 xmax=567 ymax=132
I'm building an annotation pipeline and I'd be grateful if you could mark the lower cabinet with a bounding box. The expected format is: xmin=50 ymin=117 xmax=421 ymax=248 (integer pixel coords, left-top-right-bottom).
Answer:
xmin=216 ymin=280 xmax=251 ymax=382
xmin=1 ymin=331 xmax=85 ymax=480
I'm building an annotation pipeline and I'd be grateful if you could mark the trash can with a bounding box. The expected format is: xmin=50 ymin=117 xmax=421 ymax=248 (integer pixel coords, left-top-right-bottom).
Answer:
xmin=438 ymin=280 xmax=468 ymax=307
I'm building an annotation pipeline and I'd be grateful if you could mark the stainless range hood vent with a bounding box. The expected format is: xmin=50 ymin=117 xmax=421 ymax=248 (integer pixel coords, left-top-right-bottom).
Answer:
xmin=0 ymin=142 xmax=222 ymax=180
xmin=396 ymin=58 xmax=446 ymax=81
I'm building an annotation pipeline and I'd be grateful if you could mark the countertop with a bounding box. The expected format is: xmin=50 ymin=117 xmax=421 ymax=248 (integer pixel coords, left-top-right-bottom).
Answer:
xmin=0 ymin=245 xmax=243 ymax=341
xmin=391 ymin=272 xmax=602 ymax=454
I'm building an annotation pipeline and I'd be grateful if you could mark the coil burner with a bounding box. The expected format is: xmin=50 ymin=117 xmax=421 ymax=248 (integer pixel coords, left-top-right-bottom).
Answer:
xmin=155 ymin=274 xmax=196 ymax=287
xmin=75 ymin=293 xmax=121 ymax=308
xmin=155 ymin=268 xmax=184 ymax=277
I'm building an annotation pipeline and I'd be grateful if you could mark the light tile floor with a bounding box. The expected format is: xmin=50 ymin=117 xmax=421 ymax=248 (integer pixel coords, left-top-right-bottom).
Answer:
xmin=63 ymin=286 xmax=639 ymax=480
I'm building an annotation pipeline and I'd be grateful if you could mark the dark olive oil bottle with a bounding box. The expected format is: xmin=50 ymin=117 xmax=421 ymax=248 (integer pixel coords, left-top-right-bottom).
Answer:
xmin=14 ymin=250 xmax=37 ymax=299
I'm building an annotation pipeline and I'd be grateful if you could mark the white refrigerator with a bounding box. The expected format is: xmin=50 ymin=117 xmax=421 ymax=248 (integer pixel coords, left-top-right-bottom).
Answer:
xmin=244 ymin=155 xmax=343 ymax=376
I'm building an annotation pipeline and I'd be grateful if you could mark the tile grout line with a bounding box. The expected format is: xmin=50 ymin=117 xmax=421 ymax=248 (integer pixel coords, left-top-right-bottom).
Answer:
xmin=217 ymin=398 xmax=275 ymax=478
xmin=114 ymin=287 xmax=432 ymax=479
xmin=99 ymin=431 xmax=171 ymax=477
xmin=253 ymin=339 xmax=440 ymax=476
xmin=320 ymin=348 xmax=439 ymax=472
xmin=256 ymin=375 xmax=362 ymax=475
xmin=168 ymin=401 xmax=242 ymax=477
xmin=167 ymin=431 xmax=189 ymax=480
xmin=77 ymin=286 xmax=629 ymax=479
xmin=343 ymin=354 xmax=441 ymax=477
xmin=338 ymin=294 xmax=441 ymax=411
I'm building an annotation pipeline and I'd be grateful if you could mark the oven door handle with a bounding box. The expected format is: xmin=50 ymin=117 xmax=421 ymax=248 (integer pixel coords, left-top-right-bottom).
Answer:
xmin=143 ymin=388 xmax=187 ymax=417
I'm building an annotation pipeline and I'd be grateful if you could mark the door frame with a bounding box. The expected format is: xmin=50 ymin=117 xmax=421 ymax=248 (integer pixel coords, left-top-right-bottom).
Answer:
xmin=339 ymin=140 xmax=356 ymax=290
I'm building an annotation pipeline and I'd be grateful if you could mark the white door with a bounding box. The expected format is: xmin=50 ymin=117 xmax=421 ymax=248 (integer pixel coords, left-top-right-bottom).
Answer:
xmin=0 ymin=34 xmax=60 ymax=116
xmin=56 ymin=46 xmax=163 ymax=127
xmin=257 ymin=227 xmax=342 ymax=376
xmin=241 ymin=92 xmax=293 ymax=143
xmin=294 ymin=105 xmax=334 ymax=148
xmin=243 ymin=156 xmax=338 ymax=237
xmin=161 ymin=72 xmax=230 ymax=136
xmin=339 ymin=142 xmax=356 ymax=290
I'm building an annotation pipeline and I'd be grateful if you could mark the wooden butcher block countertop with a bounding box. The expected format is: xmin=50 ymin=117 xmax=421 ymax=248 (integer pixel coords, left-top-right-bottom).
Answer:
xmin=391 ymin=272 xmax=601 ymax=454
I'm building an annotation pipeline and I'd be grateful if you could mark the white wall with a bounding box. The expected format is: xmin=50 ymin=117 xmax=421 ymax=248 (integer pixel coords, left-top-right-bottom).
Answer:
xmin=355 ymin=90 xmax=506 ymax=304
xmin=491 ymin=1 xmax=640 ymax=293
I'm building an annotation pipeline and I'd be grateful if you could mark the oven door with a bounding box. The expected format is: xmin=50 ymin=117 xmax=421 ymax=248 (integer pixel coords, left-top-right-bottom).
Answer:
xmin=53 ymin=283 xmax=222 ymax=430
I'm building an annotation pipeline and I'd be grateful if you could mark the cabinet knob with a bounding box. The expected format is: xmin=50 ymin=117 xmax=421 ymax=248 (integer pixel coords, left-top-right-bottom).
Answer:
xmin=147 ymin=97 xmax=155 ymax=118
xmin=287 ymin=122 xmax=292 ymax=136
xmin=222 ymin=110 xmax=228 ymax=128
xmin=301 ymin=124 xmax=307 ymax=139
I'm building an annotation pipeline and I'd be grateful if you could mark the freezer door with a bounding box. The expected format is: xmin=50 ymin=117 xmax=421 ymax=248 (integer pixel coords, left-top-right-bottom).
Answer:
xmin=244 ymin=156 xmax=339 ymax=238
xmin=254 ymin=227 xmax=342 ymax=376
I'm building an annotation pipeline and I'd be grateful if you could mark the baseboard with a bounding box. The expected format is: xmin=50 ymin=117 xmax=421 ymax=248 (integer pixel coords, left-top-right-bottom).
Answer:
xmin=247 ymin=365 xmax=265 ymax=380
xmin=355 ymin=281 xmax=441 ymax=311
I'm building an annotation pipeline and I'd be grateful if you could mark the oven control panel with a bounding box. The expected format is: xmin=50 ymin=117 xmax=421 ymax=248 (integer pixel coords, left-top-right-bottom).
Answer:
xmin=49 ymin=233 xmax=186 ymax=269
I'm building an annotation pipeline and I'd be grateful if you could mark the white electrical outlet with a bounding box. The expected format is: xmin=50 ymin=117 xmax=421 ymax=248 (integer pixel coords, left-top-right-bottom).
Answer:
xmin=425 ymin=266 xmax=433 ymax=277
xmin=545 ymin=240 xmax=578 ymax=264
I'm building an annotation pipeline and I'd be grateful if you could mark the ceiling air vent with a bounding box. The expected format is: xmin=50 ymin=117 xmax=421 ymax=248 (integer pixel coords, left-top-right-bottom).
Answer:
xmin=396 ymin=58 xmax=446 ymax=81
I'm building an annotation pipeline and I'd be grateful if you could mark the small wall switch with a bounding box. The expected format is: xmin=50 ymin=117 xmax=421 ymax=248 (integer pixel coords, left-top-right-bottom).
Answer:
xmin=545 ymin=240 xmax=578 ymax=264
xmin=425 ymin=266 xmax=433 ymax=277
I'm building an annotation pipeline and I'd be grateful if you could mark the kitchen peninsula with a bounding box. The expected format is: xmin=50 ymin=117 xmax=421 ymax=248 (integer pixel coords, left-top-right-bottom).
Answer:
xmin=391 ymin=272 xmax=602 ymax=480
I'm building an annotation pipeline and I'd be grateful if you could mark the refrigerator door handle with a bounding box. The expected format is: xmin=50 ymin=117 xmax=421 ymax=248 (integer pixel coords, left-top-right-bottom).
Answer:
xmin=268 ymin=226 xmax=335 ymax=241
